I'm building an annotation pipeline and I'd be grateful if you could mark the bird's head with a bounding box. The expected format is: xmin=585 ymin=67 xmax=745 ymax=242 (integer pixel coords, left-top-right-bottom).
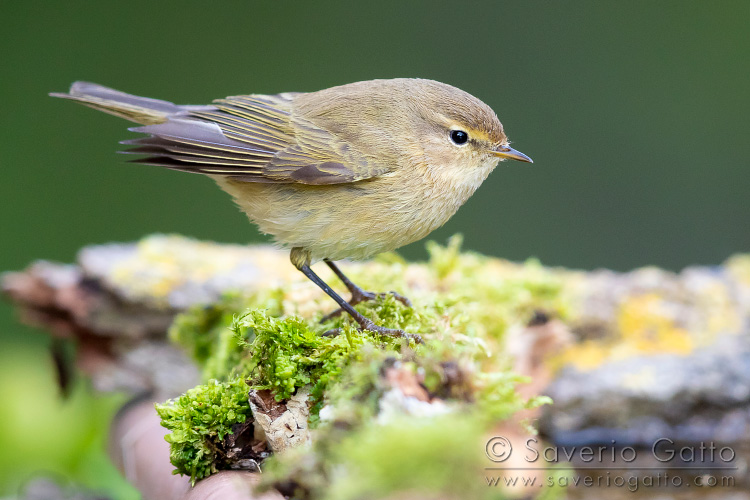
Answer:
xmin=407 ymin=79 xmax=532 ymax=178
xmin=296 ymin=78 xmax=531 ymax=183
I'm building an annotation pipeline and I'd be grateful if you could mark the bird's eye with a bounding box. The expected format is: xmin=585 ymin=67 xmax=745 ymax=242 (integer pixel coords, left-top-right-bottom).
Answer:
xmin=450 ymin=129 xmax=469 ymax=145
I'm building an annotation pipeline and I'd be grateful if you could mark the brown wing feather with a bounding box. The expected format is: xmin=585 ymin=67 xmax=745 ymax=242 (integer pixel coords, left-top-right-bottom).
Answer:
xmin=125 ymin=92 xmax=393 ymax=185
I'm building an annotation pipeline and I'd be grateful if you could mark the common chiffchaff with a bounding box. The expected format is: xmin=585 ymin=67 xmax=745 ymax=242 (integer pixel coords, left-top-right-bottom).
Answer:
xmin=51 ymin=79 xmax=532 ymax=341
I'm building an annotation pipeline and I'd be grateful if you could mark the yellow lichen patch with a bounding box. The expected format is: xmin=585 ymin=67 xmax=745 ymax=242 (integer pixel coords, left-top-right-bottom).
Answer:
xmin=551 ymin=293 xmax=695 ymax=372
xmin=548 ymin=340 xmax=610 ymax=372
xmin=617 ymin=294 xmax=693 ymax=354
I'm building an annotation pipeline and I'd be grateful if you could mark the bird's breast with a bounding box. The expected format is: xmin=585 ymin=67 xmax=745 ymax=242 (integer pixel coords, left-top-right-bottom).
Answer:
xmin=213 ymin=158 xmax=494 ymax=261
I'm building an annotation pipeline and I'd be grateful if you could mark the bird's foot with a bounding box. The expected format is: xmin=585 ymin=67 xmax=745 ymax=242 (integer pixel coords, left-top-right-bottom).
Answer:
xmin=320 ymin=289 xmax=412 ymax=322
xmin=362 ymin=321 xmax=423 ymax=343
xmin=323 ymin=320 xmax=422 ymax=344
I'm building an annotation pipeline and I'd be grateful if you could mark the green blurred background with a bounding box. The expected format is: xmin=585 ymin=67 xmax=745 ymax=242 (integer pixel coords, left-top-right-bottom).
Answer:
xmin=1 ymin=1 xmax=748 ymax=497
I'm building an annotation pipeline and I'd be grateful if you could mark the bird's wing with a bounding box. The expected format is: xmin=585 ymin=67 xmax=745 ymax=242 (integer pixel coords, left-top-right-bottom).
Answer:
xmin=125 ymin=93 xmax=392 ymax=185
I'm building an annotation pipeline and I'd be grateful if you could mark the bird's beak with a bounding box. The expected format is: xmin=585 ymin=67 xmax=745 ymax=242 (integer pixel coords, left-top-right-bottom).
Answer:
xmin=491 ymin=145 xmax=533 ymax=163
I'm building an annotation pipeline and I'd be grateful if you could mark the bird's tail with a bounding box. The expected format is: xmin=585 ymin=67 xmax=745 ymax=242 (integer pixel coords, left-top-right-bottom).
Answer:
xmin=50 ymin=82 xmax=198 ymax=125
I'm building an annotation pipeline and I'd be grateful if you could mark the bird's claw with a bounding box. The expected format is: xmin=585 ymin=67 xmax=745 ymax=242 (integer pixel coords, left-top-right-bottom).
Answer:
xmin=320 ymin=290 xmax=412 ymax=322
xmin=361 ymin=322 xmax=423 ymax=344
xmin=322 ymin=323 xmax=422 ymax=344
xmin=385 ymin=291 xmax=412 ymax=308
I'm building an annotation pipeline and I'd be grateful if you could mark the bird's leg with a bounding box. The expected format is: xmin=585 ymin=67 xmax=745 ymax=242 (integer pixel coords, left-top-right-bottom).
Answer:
xmin=290 ymin=248 xmax=421 ymax=343
xmin=320 ymin=259 xmax=412 ymax=321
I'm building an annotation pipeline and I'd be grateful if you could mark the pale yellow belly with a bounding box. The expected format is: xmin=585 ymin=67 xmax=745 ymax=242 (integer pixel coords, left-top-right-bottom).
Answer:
xmin=212 ymin=165 xmax=490 ymax=261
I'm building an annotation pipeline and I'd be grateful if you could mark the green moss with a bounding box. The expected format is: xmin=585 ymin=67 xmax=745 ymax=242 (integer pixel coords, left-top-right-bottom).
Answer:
xmin=155 ymin=377 xmax=252 ymax=485
xmin=328 ymin=414 xmax=499 ymax=500
xmin=257 ymin=334 xmax=553 ymax=498
xmin=159 ymin=237 xmax=569 ymax=493
xmin=265 ymin=407 xmax=556 ymax=500
xmin=169 ymin=238 xmax=570 ymax=384
xmin=426 ymin=233 xmax=465 ymax=279
xmin=233 ymin=309 xmax=406 ymax=403
xmin=157 ymin=300 xmax=427 ymax=483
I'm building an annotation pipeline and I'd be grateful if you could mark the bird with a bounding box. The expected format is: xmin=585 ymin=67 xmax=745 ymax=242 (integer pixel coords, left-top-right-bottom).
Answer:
xmin=50 ymin=78 xmax=532 ymax=342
